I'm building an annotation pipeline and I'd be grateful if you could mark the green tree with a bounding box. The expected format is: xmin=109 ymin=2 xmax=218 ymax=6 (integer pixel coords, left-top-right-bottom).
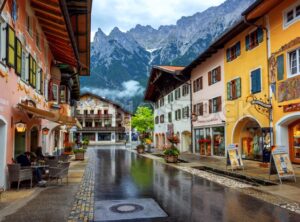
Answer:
xmin=132 ymin=106 xmax=154 ymax=133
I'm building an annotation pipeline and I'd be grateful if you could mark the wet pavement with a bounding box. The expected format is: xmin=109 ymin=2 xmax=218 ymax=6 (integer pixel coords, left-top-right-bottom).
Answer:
xmin=94 ymin=147 xmax=300 ymax=222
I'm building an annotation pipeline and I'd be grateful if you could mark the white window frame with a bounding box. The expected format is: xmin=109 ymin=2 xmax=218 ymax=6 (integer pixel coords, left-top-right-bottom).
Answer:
xmin=44 ymin=78 xmax=49 ymax=101
xmin=287 ymin=48 xmax=300 ymax=78
xmin=36 ymin=68 xmax=41 ymax=94
xmin=283 ymin=0 xmax=300 ymax=29
xmin=21 ymin=50 xmax=28 ymax=83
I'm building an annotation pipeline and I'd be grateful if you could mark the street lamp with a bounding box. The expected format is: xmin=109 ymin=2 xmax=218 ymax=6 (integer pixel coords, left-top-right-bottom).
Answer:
xmin=15 ymin=121 xmax=27 ymax=133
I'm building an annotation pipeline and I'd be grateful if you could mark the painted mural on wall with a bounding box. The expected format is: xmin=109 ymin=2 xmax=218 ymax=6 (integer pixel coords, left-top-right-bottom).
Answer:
xmin=278 ymin=76 xmax=300 ymax=102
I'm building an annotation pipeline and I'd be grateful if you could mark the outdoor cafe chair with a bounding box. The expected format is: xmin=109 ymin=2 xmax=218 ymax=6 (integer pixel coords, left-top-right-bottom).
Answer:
xmin=45 ymin=159 xmax=59 ymax=167
xmin=7 ymin=164 xmax=32 ymax=190
xmin=48 ymin=162 xmax=71 ymax=184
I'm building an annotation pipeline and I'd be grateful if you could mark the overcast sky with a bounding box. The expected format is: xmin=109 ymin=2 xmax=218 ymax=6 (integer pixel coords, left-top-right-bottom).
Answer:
xmin=91 ymin=0 xmax=226 ymax=40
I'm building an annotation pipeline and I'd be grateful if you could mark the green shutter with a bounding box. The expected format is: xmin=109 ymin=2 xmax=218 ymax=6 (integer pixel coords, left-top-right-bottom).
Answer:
xmin=245 ymin=35 xmax=250 ymax=51
xmin=257 ymin=27 xmax=263 ymax=43
xmin=236 ymin=77 xmax=241 ymax=98
xmin=6 ymin=26 xmax=16 ymax=68
xmin=236 ymin=42 xmax=241 ymax=56
xmin=277 ymin=54 xmax=284 ymax=81
xmin=227 ymin=82 xmax=231 ymax=100
xmin=251 ymin=69 xmax=261 ymax=94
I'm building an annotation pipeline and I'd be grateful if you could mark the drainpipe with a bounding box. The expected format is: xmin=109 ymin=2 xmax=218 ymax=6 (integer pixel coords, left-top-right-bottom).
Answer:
xmin=243 ymin=16 xmax=273 ymax=147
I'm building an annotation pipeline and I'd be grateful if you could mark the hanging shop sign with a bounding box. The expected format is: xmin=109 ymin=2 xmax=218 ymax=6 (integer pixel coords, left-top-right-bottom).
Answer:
xmin=283 ymin=103 xmax=300 ymax=113
xmin=269 ymin=146 xmax=296 ymax=184
xmin=226 ymin=144 xmax=244 ymax=171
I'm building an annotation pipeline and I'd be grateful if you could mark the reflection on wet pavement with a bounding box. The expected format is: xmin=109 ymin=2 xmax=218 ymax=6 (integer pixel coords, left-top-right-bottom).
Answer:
xmin=94 ymin=148 xmax=300 ymax=222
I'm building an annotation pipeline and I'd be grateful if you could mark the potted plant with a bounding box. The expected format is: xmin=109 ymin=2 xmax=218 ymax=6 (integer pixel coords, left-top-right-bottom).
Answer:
xmin=74 ymin=148 xmax=86 ymax=160
xmin=63 ymin=142 xmax=74 ymax=155
xmin=82 ymin=138 xmax=90 ymax=149
xmin=164 ymin=135 xmax=180 ymax=163
xmin=136 ymin=144 xmax=145 ymax=154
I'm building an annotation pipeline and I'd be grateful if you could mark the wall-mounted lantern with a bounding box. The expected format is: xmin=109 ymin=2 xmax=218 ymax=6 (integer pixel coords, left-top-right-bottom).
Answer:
xmin=15 ymin=121 xmax=27 ymax=133
xmin=42 ymin=127 xmax=50 ymax=135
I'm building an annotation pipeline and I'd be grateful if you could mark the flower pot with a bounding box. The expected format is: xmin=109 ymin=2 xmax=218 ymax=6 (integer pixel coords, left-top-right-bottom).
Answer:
xmin=165 ymin=155 xmax=178 ymax=163
xmin=137 ymin=147 xmax=145 ymax=154
xmin=75 ymin=152 xmax=85 ymax=160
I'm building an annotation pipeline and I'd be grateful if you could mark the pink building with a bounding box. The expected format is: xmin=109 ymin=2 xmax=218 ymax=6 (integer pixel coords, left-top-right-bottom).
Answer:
xmin=183 ymin=47 xmax=225 ymax=157
xmin=0 ymin=0 xmax=91 ymax=189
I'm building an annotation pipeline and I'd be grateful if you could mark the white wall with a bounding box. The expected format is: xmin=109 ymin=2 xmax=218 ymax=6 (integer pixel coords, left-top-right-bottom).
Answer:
xmin=0 ymin=116 xmax=8 ymax=189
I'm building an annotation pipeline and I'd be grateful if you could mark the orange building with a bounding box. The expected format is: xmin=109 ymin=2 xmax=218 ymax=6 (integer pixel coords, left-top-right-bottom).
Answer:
xmin=0 ymin=0 xmax=92 ymax=189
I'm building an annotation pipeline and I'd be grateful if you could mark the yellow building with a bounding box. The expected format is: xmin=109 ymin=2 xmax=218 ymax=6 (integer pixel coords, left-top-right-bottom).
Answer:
xmin=223 ymin=18 xmax=271 ymax=162
xmin=244 ymin=0 xmax=300 ymax=164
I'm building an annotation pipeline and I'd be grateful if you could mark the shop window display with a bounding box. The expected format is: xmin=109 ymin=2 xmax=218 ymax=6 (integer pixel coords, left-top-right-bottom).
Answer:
xmin=291 ymin=121 xmax=300 ymax=163
xmin=212 ymin=127 xmax=225 ymax=156
xmin=241 ymin=127 xmax=263 ymax=161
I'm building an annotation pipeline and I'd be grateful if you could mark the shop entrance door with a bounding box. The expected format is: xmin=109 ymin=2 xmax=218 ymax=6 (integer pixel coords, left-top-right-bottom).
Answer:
xmin=30 ymin=127 xmax=39 ymax=153
xmin=14 ymin=129 xmax=26 ymax=157
xmin=289 ymin=120 xmax=300 ymax=164
xmin=0 ymin=118 xmax=7 ymax=188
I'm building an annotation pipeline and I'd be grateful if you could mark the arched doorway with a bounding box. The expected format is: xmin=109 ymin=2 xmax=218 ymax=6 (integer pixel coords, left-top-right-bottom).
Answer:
xmin=276 ymin=112 xmax=300 ymax=164
xmin=30 ymin=126 xmax=39 ymax=153
xmin=0 ymin=117 xmax=7 ymax=188
xmin=14 ymin=129 xmax=26 ymax=157
xmin=233 ymin=117 xmax=262 ymax=161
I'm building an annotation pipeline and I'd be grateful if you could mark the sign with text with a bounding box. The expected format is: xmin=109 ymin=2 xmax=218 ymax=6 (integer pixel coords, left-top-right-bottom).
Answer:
xmin=227 ymin=144 xmax=243 ymax=170
xmin=283 ymin=103 xmax=300 ymax=113
xmin=269 ymin=146 xmax=296 ymax=184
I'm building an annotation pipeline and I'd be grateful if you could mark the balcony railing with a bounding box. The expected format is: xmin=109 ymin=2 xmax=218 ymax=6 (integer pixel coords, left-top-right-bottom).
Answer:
xmin=76 ymin=114 xmax=113 ymax=120
xmin=78 ymin=126 xmax=125 ymax=132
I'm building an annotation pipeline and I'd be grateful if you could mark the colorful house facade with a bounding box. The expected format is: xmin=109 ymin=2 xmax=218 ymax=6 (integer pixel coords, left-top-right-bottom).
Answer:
xmin=183 ymin=49 xmax=226 ymax=156
xmin=243 ymin=0 xmax=300 ymax=163
xmin=144 ymin=66 xmax=191 ymax=152
xmin=0 ymin=0 xmax=91 ymax=189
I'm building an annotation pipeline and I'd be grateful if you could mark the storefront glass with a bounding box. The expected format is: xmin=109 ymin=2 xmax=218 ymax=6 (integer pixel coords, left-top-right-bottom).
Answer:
xmin=194 ymin=129 xmax=200 ymax=153
xmin=82 ymin=132 xmax=96 ymax=141
xmin=291 ymin=121 xmax=300 ymax=163
xmin=212 ymin=127 xmax=225 ymax=156
xmin=98 ymin=133 xmax=111 ymax=141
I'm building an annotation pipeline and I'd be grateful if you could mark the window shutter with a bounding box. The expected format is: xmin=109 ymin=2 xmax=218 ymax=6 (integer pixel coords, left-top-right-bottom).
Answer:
xmin=226 ymin=48 xmax=230 ymax=62
xmin=227 ymin=82 xmax=231 ymax=100
xmin=193 ymin=105 xmax=196 ymax=114
xmin=186 ymin=106 xmax=189 ymax=117
xmin=209 ymin=100 xmax=212 ymax=114
xmin=217 ymin=97 xmax=222 ymax=112
xmin=236 ymin=77 xmax=241 ymax=98
xmin=193 ymin=81 xmax=196 ymax=92
xmin=277 ymin=54 xmax=284 ymax=81
xmin=6 ymin=26 xmax=16 ymax=68
xmin=208 ymin=71 xmax=212 ymax=85
xmin=257 ymin=27 xmax=263 ymax=43
xmin=15 ymin=39 xmax=22 ymax=76
xmin=217 ymin=66 xmax=221 ymax=81
xmin=246 ymin=35 xmax=250 ymax=51
xmin=200 ymin=77 xmax=203 ymax=89
xmin=40 ymin=70 xmax=43 ymax=95
xmin=236 ymin=42 xmax=241 ymax=56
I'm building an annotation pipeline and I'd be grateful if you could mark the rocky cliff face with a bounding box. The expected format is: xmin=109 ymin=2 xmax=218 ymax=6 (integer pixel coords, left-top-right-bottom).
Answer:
xmin=81 ymin=0 xmax=255 ymax=111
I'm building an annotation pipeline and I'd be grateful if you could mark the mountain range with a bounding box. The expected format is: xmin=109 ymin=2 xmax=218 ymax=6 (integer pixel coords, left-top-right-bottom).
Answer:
xmin=80 ymin=0 xmax=255 ymax=112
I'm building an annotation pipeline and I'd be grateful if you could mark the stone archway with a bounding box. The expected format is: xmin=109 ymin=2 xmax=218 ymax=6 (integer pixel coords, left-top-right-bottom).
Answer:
xmin=0 ymin=116 xmax=8 ymax=189
xmin=232 ymin=116 xmax=262 ymax=160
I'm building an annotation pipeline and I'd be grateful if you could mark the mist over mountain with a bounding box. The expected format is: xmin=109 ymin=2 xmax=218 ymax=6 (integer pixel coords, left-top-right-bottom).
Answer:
xmin=81 ymin=0 xmax=255 ymax=112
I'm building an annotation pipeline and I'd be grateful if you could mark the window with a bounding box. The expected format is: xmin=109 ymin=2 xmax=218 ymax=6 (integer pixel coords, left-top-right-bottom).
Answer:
xmin=60 ymin=85 xmax=66 ymax=103
xmin=182 ymin=84 xmax=189 ymax=96
xmin=194 ymin=103 xmax=203 ymax=116
xmin=90 ymin=110 xmax=94 ymax=114
xmin=52 ymin=84 xmax=59 ymax=103
xmin=27 ymin=15 xmax=33 ymax=36
xmin=182 ymin=106 xmax=189 ymax=118
xmin=193 ymin=77 xmax=203 ymax=92
xmin=36 ymin=68 xmax=41 ymax=93
xmin=6 ymin=26 xmax=15 ymax=68
xmin=168 ymin=93 xmax=174 ymax=103
xmin=15 ymin=38 xmax=22 ymax=75
xmin=226 ymin=42 xmax=241 ymax=62
xmin=284 ymin=4 xmax=300 ymax=26
xmin=168 ymin=112 xmax=172 ymax=123
xmin=44 ymin=78 xmax=48 ymax=101
xmin=84 ymin=110 xmax=88 ymax=115
xmin=208 ymin=66 xmax=221 ymax=85
xmin=250 ymin=68 xmax=261 ymax=94
xmin=175 ymin=88 xmax=181 ymax=100
xmin=36 ymin=32 xmax=40 ymax=49
xmin=21 ymin=50 xmax=28 ymax=82
xmin=175 ymin=109 xmax=181 ymax=120
xmin=246 ymin=28 xmax=263 ymax=51
xmin=85 ymin=121 xmax=92 ymax=127
xmin=227 ymin=78 xmax=241 ymax=100
xmin=160 ymin=115 xmax=164 ymax=123
xmin=155 ymin=116 xmax=159 ymax=124
xmin=289 ymin=48 xmax=300 ymax=76
xmin=28 ymin=55 xmax=36 ymax=88
xmin=209 ymin=97 xmax=222 ymax=113
xmin=159 ymin=97 xmax=164 ymax=106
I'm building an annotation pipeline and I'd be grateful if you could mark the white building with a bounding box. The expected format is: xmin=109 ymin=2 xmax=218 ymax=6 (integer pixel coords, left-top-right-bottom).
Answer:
xmin=75 ymin=93 xmax=132 ymax=145
xmin=144 ymin=66 xmax=191 ymax=152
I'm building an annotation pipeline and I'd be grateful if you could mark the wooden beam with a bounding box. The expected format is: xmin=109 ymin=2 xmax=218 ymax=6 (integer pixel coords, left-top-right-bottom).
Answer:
xmin=45 ymin=32 xmax=70 ymax=41
xmin=37 ymin=16 xmax=65 ymax=26
xmin=41 ymin=26 xmax=69 ymax=38
xmin=31 ymin=1 xmax=60 ymax=14
xmin=34 ymin=9 xmax=64 ymax=22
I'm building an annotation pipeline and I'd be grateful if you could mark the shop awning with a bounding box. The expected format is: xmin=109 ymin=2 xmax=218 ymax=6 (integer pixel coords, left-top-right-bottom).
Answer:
xmin=18 ymin=103 xmax=77 ymax=126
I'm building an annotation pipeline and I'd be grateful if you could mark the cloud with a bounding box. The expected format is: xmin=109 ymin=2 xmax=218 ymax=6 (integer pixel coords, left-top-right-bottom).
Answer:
xmin=81 ymin=80 xmax=144 ymax=100
xmin=91 ymin=0 xmax=226 ymax=39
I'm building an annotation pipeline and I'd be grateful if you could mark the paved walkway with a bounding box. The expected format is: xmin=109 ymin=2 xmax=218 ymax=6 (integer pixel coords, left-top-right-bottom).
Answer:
xmin=0 ymin=156 xmax=88 ymax=222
